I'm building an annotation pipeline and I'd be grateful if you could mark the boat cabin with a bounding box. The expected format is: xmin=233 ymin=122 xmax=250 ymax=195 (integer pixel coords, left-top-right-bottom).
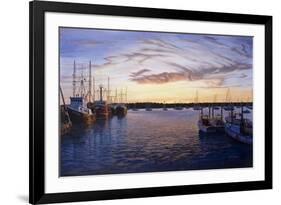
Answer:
xmin=69 ymin=97 xmax=84 ymax=109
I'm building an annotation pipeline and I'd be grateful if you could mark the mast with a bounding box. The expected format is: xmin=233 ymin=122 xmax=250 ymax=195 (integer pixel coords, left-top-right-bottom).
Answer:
xmin=72 ymin=60 xmax=76 ymax=97
xmin=92 ymin=76 xmax=95 ymax=102
xmin=115 ymin=88 xmax=118 ymax=103
xmin=125 ymin=87 xmax=128 ymax=104
xmin=226 ymin=88 xmax=230 ymax=102
xmin=120 ymin=88 xmax=123 ymax=103
xmin=88 ymin=61 xmax=92 ymax=102
xmin=195 ymin=90 xmax=198 ymax=104
xmin=79 ymin=66 xmax=86 ymax=98
xmin=107 ymin=76 xmax=110 ymax=102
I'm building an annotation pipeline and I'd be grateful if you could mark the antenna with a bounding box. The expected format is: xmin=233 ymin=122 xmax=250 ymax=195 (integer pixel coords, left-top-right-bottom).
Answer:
xmin=72 ymin=60 xmax=76 ymax=97
xmin=99 ymin=84 xmax=103 ymax=102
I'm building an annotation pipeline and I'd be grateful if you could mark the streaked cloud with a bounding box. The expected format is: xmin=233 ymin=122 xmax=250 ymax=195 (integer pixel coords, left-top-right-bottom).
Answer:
xmin=60 ymin=28 xmax=253 ymax=102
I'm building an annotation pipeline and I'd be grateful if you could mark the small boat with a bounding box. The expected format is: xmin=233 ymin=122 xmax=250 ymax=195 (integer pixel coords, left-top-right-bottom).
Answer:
xmin=224 ymin=116 xmax=253 ymax=144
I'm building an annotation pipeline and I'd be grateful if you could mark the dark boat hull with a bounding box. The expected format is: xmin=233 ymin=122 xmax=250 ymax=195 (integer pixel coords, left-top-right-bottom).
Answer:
xmin=67 ymin=107 xmax=95 ymax=124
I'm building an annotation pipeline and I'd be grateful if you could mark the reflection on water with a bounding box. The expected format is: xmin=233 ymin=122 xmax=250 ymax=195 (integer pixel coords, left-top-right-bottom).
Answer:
xmin=60 ymin=109 xmax=252 ymax=176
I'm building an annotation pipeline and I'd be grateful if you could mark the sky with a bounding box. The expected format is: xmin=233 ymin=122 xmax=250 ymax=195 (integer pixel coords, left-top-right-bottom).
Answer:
xmin=60 ymin=27 xmax=253 ymax=104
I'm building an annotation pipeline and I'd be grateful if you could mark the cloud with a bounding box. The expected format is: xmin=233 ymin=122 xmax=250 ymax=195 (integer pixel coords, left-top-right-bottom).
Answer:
xmin=239 ymin=73 xmax=248 ymax=78
xmin=230 ymin=45 xmax=252 ymax=58
xmin=131 ymin=72 xmax=190 ymax=84
xmin=61 ymin=30 xmax=253 ymax=89
xmin=203 ymin=36 xmax=226 ymax=46
xmin=73 ymin=39 xmax=105 ymax=46
xmin=130 ymin=69 xmax=151 ymax=77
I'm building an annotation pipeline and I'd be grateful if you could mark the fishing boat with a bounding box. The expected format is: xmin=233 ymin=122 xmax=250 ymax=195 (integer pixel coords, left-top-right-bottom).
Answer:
xmin=111 ymin=87 xmax=128 ymax=116
xmin=93 ymin=85 xmax=111 ymax=119
xmin=67 ymin=60 xmax=95 ymax=124
xmin=224 ymin=106 xmax=253 ymax=144
xmin=94 ymin=101 xmax=110 ymax=119
xmin=67 ymin=97 xmax=95 ymax=124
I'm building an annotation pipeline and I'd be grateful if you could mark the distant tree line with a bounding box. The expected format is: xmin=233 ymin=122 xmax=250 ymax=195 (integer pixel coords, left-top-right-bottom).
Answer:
xmin=126 ymin=102 xmax=253 ymax=109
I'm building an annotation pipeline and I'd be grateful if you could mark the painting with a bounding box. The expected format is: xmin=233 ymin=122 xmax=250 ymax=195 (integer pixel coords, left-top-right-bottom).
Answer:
xmin=59 ymin=27 xmax=253 ymax=177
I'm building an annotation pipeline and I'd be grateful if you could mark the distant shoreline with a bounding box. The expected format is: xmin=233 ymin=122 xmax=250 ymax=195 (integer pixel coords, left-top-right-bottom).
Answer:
xmin=60 ymin=102 xmax=253 ymax=109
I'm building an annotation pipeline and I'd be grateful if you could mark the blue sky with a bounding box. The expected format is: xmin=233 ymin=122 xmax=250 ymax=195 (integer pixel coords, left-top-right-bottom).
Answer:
xmin=60 ymin=27 xmax=253 ymax=103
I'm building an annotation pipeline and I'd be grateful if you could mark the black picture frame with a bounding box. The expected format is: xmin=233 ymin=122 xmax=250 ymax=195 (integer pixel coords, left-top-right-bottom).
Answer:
xmin=29 ymin=1 xmax=272 ymax=204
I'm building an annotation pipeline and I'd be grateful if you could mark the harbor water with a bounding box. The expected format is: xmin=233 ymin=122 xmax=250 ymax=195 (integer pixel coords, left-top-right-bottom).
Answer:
xmin=60 ymin=108 xmax=253 ymax=176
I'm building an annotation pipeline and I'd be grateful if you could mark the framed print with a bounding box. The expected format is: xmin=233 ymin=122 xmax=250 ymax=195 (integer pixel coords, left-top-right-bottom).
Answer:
xmin=29 ymin=0 xmax=272 ymax=204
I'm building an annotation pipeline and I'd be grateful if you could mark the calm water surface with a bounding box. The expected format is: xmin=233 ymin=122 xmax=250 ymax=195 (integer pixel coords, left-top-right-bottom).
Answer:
xmin=60 ymin=109 xmax=252 ymax=176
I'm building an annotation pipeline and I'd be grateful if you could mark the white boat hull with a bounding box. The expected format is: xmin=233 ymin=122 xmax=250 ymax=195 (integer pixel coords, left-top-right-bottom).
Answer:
xmin=225 ymin=123 xmax=252 ymax=144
